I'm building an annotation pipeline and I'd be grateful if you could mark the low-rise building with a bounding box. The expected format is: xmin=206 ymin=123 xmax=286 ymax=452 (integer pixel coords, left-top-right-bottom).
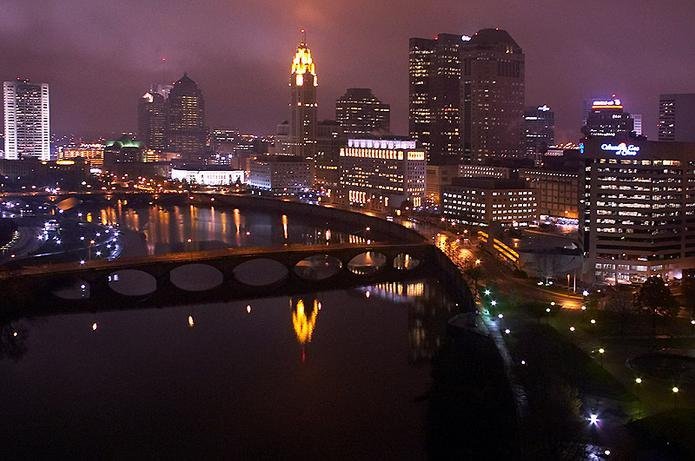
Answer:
xmin=518 ymin=168 xmax=579 ymax=220
xmin=425 ymin=163 xmax=460 ymax=205
xmin=339 ymin=138 xmax=425 ymax=211
xmin=442 ymin=177 xmax=537 ymax=227
xmin=171 ymin=165 xmax=244 ymax=186
xmin=458 ymin=163 xmax=511 ymax=179
xmin=58 ymin=144 xmax=105 ymax=167
xmin=248 ymin=156 xmax=311 ymax=195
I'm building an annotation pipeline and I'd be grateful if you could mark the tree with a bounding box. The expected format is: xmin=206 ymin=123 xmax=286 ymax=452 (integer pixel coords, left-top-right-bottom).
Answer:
xmin=681 ymin=276 xmax=695 ymax=320
xmin=634 ymin=276 xmax=679 ymax=336
xmin=604 ymin=285 xmax=636 ymax=335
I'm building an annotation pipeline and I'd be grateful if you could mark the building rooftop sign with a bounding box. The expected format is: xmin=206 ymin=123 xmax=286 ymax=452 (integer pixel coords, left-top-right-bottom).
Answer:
xmin=592 ymin=99 xmax=623 ymax=109
xmin=601 ymin=142 xmax=640 ymax=156
xmin=347 ymin=139 xmax=417 ymax=150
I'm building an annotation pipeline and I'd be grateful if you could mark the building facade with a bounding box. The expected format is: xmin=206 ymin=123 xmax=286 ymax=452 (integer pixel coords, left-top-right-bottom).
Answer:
xmin=287 ymin=34 xmax=318 ymax=158
xmin=579 ymin=137 xmax=695 ymax=284
xmin=408 ymin=34 xmax=463 ymax=163
xmin=658 ymin=94 xmax=695 ymax=142
xmin=518 ymin=168 xmax=579 ymax=220
xmin=523 ymin=105 xmax=555 ymax=156
xmin=166 ymin=74 xmax=207 ymax=160
xmin=248 ymin=156 xmax=311 ymax=194
xmin=3 ymin=78 xmax=50 ymax=160
xmin=138 ymin=90 xmax=167 ymax=150
xmin=425 ymin=163 xmax=460 ymax=205
xmin=458 ymin=163 xmax=511 ymax=179
xmin=58 ymin=144 xmax=105 ymax=167
xmin=582 ymin=98 xmax=634 ymax=138
xmin=339 ymin=138 xmax=426 ymax=211
xmin=171 ymin=165 xmax=244 ymax=186
xmin=461 ymin=29 xmax=525 ymax=161
xmin=335 ymin=88 xmax=390 ymax=137
xmin=442 ymin=177 xmax=537 ymax=227
xmin=314 ymin=120 xmax=345 ymax=195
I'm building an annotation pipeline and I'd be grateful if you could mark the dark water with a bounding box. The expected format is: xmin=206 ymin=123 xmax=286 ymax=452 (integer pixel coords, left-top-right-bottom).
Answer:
xmin=0 ymin=279 xmax=456 ymax=459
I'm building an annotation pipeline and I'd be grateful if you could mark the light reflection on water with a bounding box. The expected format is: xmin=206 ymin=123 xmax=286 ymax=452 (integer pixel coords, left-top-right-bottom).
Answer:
xmin=0 ymin=277 xmax=457 ymax=458
xmin=93 ymin=201 xmax=370 ymax=256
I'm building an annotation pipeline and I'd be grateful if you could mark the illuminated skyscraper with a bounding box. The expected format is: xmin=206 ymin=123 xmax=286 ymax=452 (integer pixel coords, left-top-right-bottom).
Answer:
xmin=582 ymin=97 xmax=634 ymax=138
xmin=659 ymin=94 xmax=695 ymax=142
xmin=138 ymin=89 xmax=167 ymax=150
xmin=287 ymin=31 xmax=318 ymax=158
xmin=335 ymin=88 xmax=390 ymax=137
xmin=461 ymin=29 xmax=525 ymax=161
xmin=166 ymin=74 xmax=207 ymax=160
xmin=3 ymin=78 xmax=50 ymax=160
xmin=409 ymin=33 xmax=463 ymax=163
xmin=523 ymin=105 xmax=555 ymax=155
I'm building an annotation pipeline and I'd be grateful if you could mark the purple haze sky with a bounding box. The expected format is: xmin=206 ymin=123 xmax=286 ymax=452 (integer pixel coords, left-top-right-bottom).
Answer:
xmin=2 ymin=0 xmax=695 ymax=141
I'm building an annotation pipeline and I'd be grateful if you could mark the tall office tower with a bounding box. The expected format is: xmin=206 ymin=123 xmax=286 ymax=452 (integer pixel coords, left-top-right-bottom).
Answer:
xmin=335 ymin=88 xmax=390 ymax=137
xmin=287 ymin=31 xmax=318 ymax=158
xmin=408 ymin=33 xmax=463 ymax=163
xmin=3 ymin=78 xmax=50 ymax=160
xmin=315 ymin=120 xmax=345 ymax=193
xmin=632 ymin=113 xmax=643 ymax=136
xmin=579 ymin=137 xmax=695 ymax=284
xmin=582 ymin=97 xmax=634 ymax=138
xmin=461 ymin=29 xmax=525 ymax=161
xmin=408 ymin=38 xmax=435 ymax=156
xmin=138 ymin=89 xmax=167 ymax=150
xmin=523 ymin=105 xmax=555 ymax=155
xmin=166 ymin=74 xmax=207 ymax=160
xmin=659 ymin=94 xmax=695 ymax=142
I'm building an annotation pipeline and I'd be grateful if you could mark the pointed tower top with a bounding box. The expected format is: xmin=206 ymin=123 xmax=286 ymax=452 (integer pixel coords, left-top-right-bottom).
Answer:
xmin=300 ymin=28 xmax=307 ymax=45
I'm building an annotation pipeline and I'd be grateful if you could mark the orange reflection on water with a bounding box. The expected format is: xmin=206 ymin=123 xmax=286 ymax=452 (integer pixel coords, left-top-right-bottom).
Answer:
xmin=292 ymin=298 xmax=319 ymax=345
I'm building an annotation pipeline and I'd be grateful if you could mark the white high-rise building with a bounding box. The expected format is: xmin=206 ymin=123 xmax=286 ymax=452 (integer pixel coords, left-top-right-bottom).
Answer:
xmin=3 ymin=78 xmax=51 ymax=160
xmin=632 ymin=113 xmax=643 ymax=136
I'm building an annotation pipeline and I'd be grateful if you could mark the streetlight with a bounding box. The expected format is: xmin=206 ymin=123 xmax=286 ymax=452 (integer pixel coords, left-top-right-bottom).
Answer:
xmin=672 ymin=386 xmax=680 ymax=408
xmin=504 ymin=329 xmax=511 ymax=335
xmin=590 ymin=319 xmax=597 ymax=325
xmin=598 ymin=347 xmax=605 ymax=367
xmin=588 ymin=413 xmax=599 ymax=426
xmin=484 ymin=289 xmax=491 ymax=296
xmin=475 ymin=259 xmax=481 ymax=266
xmin=635 ymin=377 xmax=642 ymax=384
xmin=491 ymin=300 xmax=497 ymax=307
xmin=569 ymin=326 xmax=576 ymax=332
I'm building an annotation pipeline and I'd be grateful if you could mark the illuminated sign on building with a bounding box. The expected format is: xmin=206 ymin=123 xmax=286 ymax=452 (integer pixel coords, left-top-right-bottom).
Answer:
xmin=601 ymin=142 xmax=640 ymax=156
xmin=538 ymin=105 xmax=551 ymax=112
xmin=347 ymin=138 xmax=417 ymax=150
xmin=592 ymin=99 xmax=623 ymax=109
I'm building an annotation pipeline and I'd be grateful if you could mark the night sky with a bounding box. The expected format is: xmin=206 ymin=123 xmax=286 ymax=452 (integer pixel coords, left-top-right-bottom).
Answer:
xmin=2 ymin=0 xmax=695 ymax=141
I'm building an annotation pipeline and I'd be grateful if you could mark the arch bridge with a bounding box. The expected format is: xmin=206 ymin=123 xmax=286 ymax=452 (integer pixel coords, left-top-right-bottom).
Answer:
xmin=0 ymin=241 xmax=473 ymax=321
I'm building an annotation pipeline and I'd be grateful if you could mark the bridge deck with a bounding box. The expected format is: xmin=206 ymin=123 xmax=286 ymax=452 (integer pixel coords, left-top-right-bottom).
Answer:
xmin=0 ymin=242 xmax=431 ymax=279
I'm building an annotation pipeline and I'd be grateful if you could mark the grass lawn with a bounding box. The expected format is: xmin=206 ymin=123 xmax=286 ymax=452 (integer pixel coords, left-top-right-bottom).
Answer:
xmin=504 ymin=317 xmax=635 ymax=402
xmin=628 ymin=409 xmax=695 ymax=459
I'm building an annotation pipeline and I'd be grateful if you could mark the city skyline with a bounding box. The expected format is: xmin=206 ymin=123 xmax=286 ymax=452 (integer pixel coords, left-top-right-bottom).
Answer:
xmin=1 ymin=1 xmax=695 ymax=141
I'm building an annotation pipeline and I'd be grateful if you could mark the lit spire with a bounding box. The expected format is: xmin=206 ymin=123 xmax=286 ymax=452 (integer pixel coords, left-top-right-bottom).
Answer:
xmin=291 ymin=29 xmax=317 ymax=87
